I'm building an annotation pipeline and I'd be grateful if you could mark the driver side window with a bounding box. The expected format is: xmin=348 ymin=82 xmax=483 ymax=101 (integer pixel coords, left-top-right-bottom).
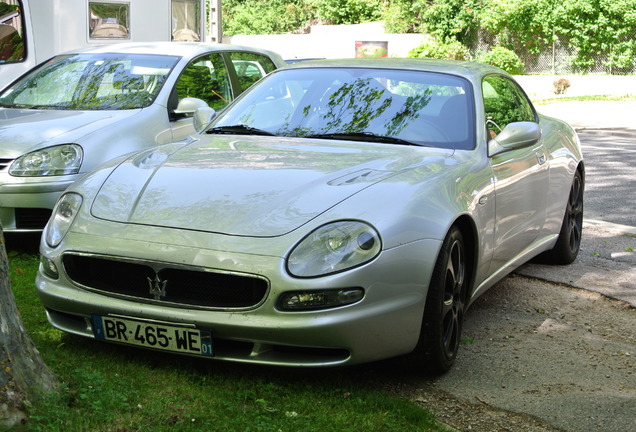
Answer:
xmin=483 ymin=76 xmax=536 ymax=138
xmin=175 ymin=53 xmax=231 ymax=111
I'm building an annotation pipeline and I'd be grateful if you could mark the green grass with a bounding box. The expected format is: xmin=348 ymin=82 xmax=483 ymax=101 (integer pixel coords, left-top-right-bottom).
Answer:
xmin=532 ymin=94 xmax=636 ymax=104
xmin=7 ymin=246 xmax=446 ymax=432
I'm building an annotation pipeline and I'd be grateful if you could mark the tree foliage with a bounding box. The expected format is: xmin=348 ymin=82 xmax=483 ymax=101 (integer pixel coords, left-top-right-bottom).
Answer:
xmin=551 ymin=0 xmax=636 ymax=72
xmin=419 ymin=0 xmax=483 ymax=45
xmin=381 ymin=0 xmax=429 ymax=34
xmin=221 ymin=0 xmax=636 ymax=72
xmin=221 ymin=0 xmax=314 ymax=35
xmin=310 ymin=0 xmax=382 ymax=25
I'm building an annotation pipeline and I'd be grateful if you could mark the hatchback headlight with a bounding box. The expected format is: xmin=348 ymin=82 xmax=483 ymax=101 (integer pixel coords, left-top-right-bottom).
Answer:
xmin=287 ymin=221 xmax=381 ymax=278
xmin=44 ymin=193 xmax=83 ymax=247
xmin=10 ymin=144 xmax=83 ymax=176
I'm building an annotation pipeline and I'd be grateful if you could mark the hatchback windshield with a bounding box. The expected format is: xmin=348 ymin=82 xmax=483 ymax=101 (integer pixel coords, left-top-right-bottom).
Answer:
xmin=212 ymin=67 xmax=475 ymax=149
xmin=0 ymin=53 xmax=179 ymax=110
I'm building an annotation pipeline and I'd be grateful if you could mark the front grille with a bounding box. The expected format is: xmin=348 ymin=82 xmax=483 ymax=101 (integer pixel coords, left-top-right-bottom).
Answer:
xmin=16 ymin=208 xmax=53 ymax=229
xmin=62 ymin=254 xmax=269 ymax=309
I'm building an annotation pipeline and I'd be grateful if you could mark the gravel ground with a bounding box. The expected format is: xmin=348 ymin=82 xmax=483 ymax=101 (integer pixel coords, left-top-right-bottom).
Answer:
xmin=427 ymin=276 xmax=633 ymax=432
xmin=363 ymin=273 xmax=635 ymax=432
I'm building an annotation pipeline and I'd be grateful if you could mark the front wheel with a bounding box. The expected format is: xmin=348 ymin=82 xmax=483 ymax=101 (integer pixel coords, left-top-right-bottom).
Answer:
xmin=412 ymin=226 xmax=468 ymax=374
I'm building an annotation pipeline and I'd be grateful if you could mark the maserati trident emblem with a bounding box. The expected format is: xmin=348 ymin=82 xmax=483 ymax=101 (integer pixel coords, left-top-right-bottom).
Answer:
xmin=148 ymin=274 xmax=168 ymax=300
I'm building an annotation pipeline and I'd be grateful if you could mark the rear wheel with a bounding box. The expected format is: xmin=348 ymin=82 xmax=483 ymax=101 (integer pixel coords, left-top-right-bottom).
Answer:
xmin=538 ymin=170 xmax=584 ymax=264
xmin=413 ymin=226 xmax=468 ymax=374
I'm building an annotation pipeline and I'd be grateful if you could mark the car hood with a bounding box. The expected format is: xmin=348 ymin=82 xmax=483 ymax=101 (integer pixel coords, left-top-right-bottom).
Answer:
xmin=91 ymin=135 xmax=453 ymax=237
xmin=0 ymin=108 xmax=139 ymax=156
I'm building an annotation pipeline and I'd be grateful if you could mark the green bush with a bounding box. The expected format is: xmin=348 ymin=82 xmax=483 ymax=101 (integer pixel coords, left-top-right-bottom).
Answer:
xmin=408 ymin=40 xmax=470 ymax=61
xmin=478 ymin=46 xmax=525 ymax=74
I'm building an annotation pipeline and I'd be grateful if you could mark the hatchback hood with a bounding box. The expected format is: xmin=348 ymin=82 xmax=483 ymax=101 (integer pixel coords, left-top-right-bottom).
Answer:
xmin=0 ymin=108 xmax=139 ymax=157
xmin=91 ymin=135 xmax=453 ymax=237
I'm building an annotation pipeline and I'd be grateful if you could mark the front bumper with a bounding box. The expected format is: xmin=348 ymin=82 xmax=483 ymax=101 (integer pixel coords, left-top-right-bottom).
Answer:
xmin=0 ymin=174 xmax=77 ymax=231
xmin=37 ymin=226 xmax=441 ymax=367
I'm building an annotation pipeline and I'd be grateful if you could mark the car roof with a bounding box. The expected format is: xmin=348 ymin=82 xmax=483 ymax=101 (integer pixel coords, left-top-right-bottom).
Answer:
xmin=282 ymin=58 xmax=510 ymax=82
xmin=66 ymin=42 xmax=284 ymax=63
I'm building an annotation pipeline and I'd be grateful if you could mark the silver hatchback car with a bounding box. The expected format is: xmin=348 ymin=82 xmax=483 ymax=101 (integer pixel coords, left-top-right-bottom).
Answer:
xmin=0 ymin=42 xmax=284 ymax=232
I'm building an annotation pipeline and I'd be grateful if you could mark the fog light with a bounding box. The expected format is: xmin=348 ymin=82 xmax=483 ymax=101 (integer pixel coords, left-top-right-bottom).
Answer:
xmin=278 ymin=288 xmax=364 ymax=311
xmin=40 ymin=256 xmax=59 ymax=279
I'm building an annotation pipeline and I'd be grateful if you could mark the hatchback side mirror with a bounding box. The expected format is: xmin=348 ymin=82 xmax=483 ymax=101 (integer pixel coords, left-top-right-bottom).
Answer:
xmin=174 ymin=97 xmax=209 ymax=116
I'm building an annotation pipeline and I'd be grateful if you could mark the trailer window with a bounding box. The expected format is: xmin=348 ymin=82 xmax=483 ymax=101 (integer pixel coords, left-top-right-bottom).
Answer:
xmin=172 ymin=0 xmax=201 ymax=41
xmin=0 ymin=0 xmax=25 ymax=63
xmin=89 ymin=1 xmax=130 ymax=39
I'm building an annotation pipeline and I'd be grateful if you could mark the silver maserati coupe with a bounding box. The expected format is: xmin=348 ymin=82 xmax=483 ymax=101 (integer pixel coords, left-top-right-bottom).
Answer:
xmin=36 ymin=59 xmax=584 ymax=373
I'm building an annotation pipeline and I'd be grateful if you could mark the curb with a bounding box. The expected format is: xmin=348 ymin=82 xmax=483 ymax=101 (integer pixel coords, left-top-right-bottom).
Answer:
xmin=575 ymin=127 xmax=636 ymax=138
xmin=584 ymin=219 xmax=636 ymax=237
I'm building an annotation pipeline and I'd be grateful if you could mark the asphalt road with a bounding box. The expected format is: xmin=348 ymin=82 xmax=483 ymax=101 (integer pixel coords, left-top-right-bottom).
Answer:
xmin=578 ymin=130 xmax=636 ymax=228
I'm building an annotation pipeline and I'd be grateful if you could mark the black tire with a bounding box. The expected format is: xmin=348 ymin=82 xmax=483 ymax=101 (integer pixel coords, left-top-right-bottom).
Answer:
xmin=412 ymin=226 xmax=468 ymax=374
xmin=538 ymin=170 xmax=584 ymax=265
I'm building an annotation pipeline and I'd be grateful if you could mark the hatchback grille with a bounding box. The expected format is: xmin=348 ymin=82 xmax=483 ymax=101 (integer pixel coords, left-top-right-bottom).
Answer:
xmin=16 ymin=208 xmax=53 ymax=229
xmin=62 ymin=254 xmax=269 ymax=309
xmin=0 ymin=158 xmax=13 ymax=171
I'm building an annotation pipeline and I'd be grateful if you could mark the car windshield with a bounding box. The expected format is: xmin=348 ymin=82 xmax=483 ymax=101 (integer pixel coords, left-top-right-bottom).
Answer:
xmin=211 ymin=67 xmax=475 ymax=149
xmin=0 ymin=53 xmax=179 ymax=110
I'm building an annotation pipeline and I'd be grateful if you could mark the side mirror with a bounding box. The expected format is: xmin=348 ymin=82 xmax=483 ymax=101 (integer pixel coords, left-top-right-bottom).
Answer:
xmin=174 ymin=97 xmax=209 ymax=116
xmin=488 ymin=121 xmax=541 ymax=157
xmin=193 ymin=107 xmax=216 ymax=132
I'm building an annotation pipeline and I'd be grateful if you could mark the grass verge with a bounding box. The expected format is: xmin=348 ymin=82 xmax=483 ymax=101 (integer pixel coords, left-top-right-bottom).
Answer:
xmin=7 ymin=249 xmax=447 ymax=432
xmin=532 ymin=94 xmax=636 ymax=104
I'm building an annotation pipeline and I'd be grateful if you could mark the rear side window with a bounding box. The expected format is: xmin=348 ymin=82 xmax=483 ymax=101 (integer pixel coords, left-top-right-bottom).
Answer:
xmin=175 ymin=53 xmax=232 ymax=111
xmin=0 ymin=0 xmax=26 ymax=63
xmin=228 ymin=52 xmax=277 ymax=92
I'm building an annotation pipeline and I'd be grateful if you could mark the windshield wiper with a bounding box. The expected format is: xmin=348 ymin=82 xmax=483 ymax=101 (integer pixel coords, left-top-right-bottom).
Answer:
xmin=0 ymin=103 xmax=37 ymax=109
xmin=305 ymin=131 xmax=422 ymax=146
xmin=207 ymin=125 xmax=275 ymax=136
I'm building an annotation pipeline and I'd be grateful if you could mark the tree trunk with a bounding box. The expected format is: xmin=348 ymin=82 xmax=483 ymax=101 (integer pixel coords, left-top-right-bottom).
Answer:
xmin=1 ymin=230 xmax=57 ymax=427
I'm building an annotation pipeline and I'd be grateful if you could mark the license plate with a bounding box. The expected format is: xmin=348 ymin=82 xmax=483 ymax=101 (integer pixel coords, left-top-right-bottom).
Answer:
xmin=91 ymin=315 xmax=213 ymax=357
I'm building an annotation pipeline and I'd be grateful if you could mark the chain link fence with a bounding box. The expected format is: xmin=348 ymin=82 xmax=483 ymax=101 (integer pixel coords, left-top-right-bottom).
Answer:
xmin=473 ymin=30 xmax=636 ymax=75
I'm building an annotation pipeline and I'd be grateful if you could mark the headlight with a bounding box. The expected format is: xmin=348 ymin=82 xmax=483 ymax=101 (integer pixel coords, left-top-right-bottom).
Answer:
xmin=10 ymin=144 xmax=83 ymax=176
xmin=287 ymin=221 xmax=381 ymax=278
xmin=44 ymin=192 xmax=83 ymax=247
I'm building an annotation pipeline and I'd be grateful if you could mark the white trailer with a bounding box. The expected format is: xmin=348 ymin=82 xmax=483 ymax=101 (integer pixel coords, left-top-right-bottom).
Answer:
xmin=0 ymin=0 xmax=210 ymax=89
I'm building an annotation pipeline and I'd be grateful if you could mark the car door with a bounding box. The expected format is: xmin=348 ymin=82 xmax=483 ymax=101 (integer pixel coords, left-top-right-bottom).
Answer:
xmin=484 ymin=75 xmax=549 ymax=272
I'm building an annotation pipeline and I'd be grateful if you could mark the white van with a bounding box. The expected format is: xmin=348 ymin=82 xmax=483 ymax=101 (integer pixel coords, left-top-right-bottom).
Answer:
xmin=0 ymin=0 xmax=208 ymax=89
